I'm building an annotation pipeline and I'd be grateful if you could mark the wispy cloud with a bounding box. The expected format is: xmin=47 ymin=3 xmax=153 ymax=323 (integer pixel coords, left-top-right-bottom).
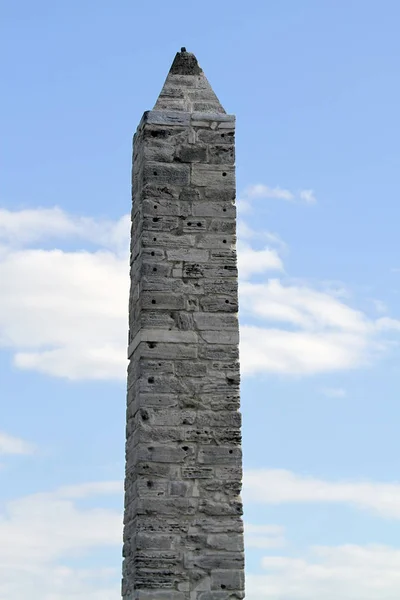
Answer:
xmin=299 ymin=189 xmax=317 ymax=204
xmin=0 ymin=432 xmax=35 ymax=456
xmin=237 ymin=242 xmax=284 ymax=280
xmin=237 ymin=183 xmax=318 ymax=212
xmin=0 ymin=481 xmax=122 ymax=599
xmin=320 ymin=387 xmax=347 ymax=398
xmin=239 ymin=279 xmax=400 ymax=376
xmin=245 ymin=184 xmax=295 ymax=201
xmin=243 ymin=468 xmax=400 ymax=519
xmin=245 ymin=523 xmax=286 ymax=549
xmin=247 ymin=544 xmax=400 ymax=600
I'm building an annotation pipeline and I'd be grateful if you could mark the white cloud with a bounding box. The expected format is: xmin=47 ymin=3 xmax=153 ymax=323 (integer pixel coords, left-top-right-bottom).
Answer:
xmin=0 ymin=480 xmax=122 ymax=600
xmin=247 ymin=544 xmax=400 ymax=600
xmin=245 ymin=523 xmax=286 ymax=549
xmin=372 ymin=299 xmax=388 ymax=314
xmin=245 ymin=184 xmax=295 ymax=201
xmin=237 ymin=242 xmax=284 ymax=280
xmin=299 ymin=189 xmax=317 ymax=204
xmin=320 ymin=387 xmax=347 ymax=398
xmin=237 ymin=221 xmax=288 ymax=253
xmin=0 ymin=207 xmax=130 ymax=255
xmin=243 ymin=469 xmax=400 ymax=519
xmin=239 ymin=183 xmax=317 ymax=209
xmin=239 ymin=279 xmax=400 ymax=376
xmin=1 ymin=206 xmax=398 ymax=380
xmin=0 ymin=236 xmax=129 ymax=380
xmin=0 ymin=432 xmax=35 ymax=455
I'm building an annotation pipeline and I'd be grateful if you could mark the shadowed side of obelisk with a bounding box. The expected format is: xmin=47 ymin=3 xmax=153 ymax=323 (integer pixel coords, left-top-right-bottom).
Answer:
xmin=122 ymin=49 xmax=245 ymax=600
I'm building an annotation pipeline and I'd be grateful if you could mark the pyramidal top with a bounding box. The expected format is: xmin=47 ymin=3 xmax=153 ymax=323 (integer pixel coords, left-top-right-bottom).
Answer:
xmin=153 ymin=48 xmax=226 ymax=114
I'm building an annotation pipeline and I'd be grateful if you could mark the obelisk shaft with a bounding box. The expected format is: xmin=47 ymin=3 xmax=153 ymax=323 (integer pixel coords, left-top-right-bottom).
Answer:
xmin=122 ymin=50 xmax=245 ymax=599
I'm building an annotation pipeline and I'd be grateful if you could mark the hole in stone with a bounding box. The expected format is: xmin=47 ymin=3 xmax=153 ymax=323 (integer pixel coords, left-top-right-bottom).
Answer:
xmin=224 ymin=266 xmax=228 ymax=269
xmin=223 ymin=208 xmax=227 ymax=212
xmin=223 ymin=239 xmax=227 ymax=243
xmin=153 ymin=267 xmax=157 ymax=272
xmin=151 ymin=251 xmax=155 ymax=256
xmin=147 ymin=480 xmax=153 ymax=488
xmin=187 ymin=222 xmax=192 ymax=226
xmin=148 ymin=342 xmax=157 ymax=349
xmin=148 ymin=377 xmax=154 ymax=384
xmin=221 ymin=585 xmax=226 ymax=590
xmin=141 ymin=410 xmax=149 ymax=421
xmin=153 ymin=171 xmax=157 ymax=176
xmin=154 ymin=205 xmax=157 ymax=209
xmin=153 ymin=237 xmax=157 ymax=241
xmin=225 ymin=300 xmax=230 ymax=304
xmin=151 ymin=299 xmax=156 ymax=304
xmin=197 ymin=222 xmax=202 ymax=227
xmin=221 ymin=133 xmax=225 ymax=138
xmin=182 ymin=446 xmax=189 ymax=451
xmin=158 ymin=363 xmax=162 ymax=366
xmin=229 ymin=450 xmax=233 ymax=454
xmin=222 ymin=172 xmax=227 ymax=177
xmin=153 ymin=217 xmax=159 ymax=222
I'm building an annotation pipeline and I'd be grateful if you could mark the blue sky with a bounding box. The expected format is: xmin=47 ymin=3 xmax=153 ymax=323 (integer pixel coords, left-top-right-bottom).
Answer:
xmin=1 ymin=1 xmax=400 ymax=598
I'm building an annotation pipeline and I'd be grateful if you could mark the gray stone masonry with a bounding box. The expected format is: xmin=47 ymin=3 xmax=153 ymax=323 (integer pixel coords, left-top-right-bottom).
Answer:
xmin=122 ymin=49 xmax=245 ymax=600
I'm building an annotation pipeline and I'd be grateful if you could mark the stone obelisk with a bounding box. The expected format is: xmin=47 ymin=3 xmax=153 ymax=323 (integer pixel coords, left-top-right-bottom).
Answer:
xmin=122 ymin=48 xmax=245 ymax=599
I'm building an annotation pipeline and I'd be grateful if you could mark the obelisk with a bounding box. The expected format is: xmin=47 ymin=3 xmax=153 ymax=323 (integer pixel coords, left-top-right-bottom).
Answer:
xmin=122 ymin=48 xmax=245 ymax=599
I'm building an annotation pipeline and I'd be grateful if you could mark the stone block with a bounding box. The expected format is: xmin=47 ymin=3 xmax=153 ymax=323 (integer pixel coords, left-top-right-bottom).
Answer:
xmin=197 ymin=129 xmax=235 ymax=144
xmin=143 ymin=408 xmax=196 ymax=427
xmin=175 ymin=361 xmax=207 ymax=377
xmin=137 ymin=497 xmax=198 ymax=517
xmin=191 ymin=164 xmax=235 ymax=187
xmin=141 ymin=292 xmax=186 ymax=310
xmin=166 ymin=248 xmax=209 ymax=262
xmin=175 ymin=144 xmax=207 ymax=163
xmin=134 ymin=533 xmax=179 ymax=551
xmin=198 ymin=499 xmax=243 ymax=517
xmin=143 ymin=142 xmax=176 ymax=163
xmin=198 ymin=344 xmax=239 ymax=361
xmin=196 ymin=412 xmax=241 ymax=428
xmin=199 ymin=296 xmax=238 ymax=312
xmin=181 ymin=467 xmax=214 ymax=479
xmin=142 ymin=198 xmax=191 ymax=217
xmin=190 ymin=517 xmax=243 ymax=535
xmin=142 ymin=183 xmax=180 ymax=201
xmin=142 ymin=215 xmax=180 ymax=231
xmin=198 ymin=330 xmax=239 ymax=345
xmin=198 ymin=446 xmax=242 ymax=464
xmin=191 ymin=113 xmax=235 ymax=123
xmin=184 ymin=551 xmax=244 ymax=570
xmin=208 ymin=145 xmax=235 ymax=165
xmin=142 ymin=231 xmax=196 ymax=248
xmin=208 ymin=219 xmax=236 ymax=234
xmin=193 ymin=313 xmax=238 ymax=330
xmin=143 ymin=110 xmax=190 ymax=125
xmin=137 ymin=341 xmax=198 ymax=359
xmin=196 ymin=234 xmax=236 ymax=249
xmin=143 ymin=163 xmax=190 ymax=186
xmin=191 ymin=201 xmax=235 ymax=218
xmin=197 ymin=593 xmax=244 ymax=600
xmin=134 ymin=592 xmax=186 ymax=600
xmin=207 ymin=534 xmax=244 ymax=552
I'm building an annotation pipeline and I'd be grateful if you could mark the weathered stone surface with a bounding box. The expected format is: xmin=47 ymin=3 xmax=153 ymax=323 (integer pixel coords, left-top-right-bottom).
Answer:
xmin=123 ymin=48 xmax=244 ymax=599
